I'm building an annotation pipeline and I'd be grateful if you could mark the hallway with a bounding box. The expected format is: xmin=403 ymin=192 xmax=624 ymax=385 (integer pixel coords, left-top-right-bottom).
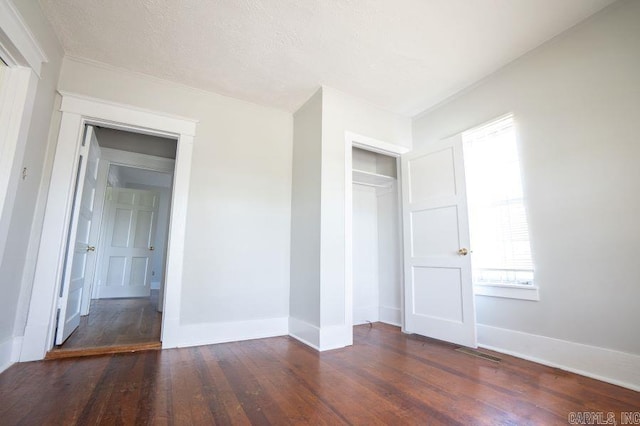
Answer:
xmin=47 ymin=291 xmax=162 ymax=359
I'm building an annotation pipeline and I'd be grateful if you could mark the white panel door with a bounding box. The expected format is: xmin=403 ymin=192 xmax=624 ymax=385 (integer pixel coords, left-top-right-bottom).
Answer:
xmin=56 ymin=126 xmax=100 ymax=345
xmin=80 ymin=131 xmax=102 ymax=315
xmin=95 ymin=188 xmax=159 ymax=298
xmin=401 ymin=135 xmax=477 ymax=347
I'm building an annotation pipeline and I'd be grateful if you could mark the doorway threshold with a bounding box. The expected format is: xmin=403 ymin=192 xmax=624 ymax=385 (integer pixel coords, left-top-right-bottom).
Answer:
xmin=46 ymin=341 xmax=161 ymax=360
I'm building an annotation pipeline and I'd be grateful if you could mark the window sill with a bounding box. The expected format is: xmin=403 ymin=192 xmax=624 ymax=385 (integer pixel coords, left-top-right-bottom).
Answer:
xmin=474 ymin=283 xmax=539 ymax=301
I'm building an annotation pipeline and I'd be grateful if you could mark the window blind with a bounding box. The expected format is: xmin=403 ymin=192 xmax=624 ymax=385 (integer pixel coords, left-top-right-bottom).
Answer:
xmin=462 ymin=115 xmax=534 ymax=286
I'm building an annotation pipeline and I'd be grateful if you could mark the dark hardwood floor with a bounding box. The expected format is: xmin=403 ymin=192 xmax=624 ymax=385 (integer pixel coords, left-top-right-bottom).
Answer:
xmin=2 ymin=323 xmax=638 ymax=425
xmin=47 ymin=291 xmax=162 ymax=359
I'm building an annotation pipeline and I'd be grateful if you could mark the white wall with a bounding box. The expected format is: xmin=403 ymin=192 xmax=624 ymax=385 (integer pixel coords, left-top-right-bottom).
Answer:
xmin=413 ymin=0 xmax=640 ymax=360
xmin=56 ymin=57 xmax=293 ymax=332
xmin=0 ymin=0 xmax=63 ymax=369
xmin=352 ymin=184 xmax=379 ymax=325
xmin=289 ymin=90 xmax=322 ymax=344
xmin=377 ymin=182 xmax=402 ymax=326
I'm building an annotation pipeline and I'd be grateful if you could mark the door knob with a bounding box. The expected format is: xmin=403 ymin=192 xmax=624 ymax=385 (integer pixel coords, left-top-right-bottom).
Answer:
xmin=457 ymin=248 xmax=469 ymax=256
xmin=149 ymin=246 xmax=155 ymax=251
xmin=86 ymin=246 xmax=96 ymax=252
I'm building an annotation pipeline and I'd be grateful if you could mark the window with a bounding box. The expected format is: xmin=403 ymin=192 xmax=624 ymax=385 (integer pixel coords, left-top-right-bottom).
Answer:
xmin=462 ymin=115 xmax=538 ymax=300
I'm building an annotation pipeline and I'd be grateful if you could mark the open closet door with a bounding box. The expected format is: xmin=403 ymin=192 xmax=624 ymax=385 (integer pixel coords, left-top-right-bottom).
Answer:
xmin=56 ymin=125 xmax=99 ymax=345
xmin=401 ymin=135 xmax=477 ymax=347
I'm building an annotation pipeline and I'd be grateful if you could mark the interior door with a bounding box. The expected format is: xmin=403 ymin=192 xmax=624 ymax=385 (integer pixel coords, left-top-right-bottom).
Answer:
xmin=80 ymin=131 xmax=102 ymax=315
xmin=56 ymin=125 xmax=99 ymax=345
xmin=95 ymin=188 xmax=159 ymax=298
xmin=401 ymin=135 xmax=477 ymax=347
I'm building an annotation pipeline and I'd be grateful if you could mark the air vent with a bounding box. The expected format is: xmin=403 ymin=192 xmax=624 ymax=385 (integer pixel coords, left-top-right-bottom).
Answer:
xmin=455 ymin=347 xmax=501 ymax=363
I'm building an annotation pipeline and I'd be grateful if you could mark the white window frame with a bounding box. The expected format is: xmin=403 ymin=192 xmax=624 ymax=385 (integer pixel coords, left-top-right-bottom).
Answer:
xmin=462 ymin=114 xmax=539 ymax=302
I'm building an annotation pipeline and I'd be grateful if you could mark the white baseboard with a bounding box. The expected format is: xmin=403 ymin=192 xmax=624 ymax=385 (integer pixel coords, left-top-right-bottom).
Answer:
xmin=353 ymin=305 xmax=379 ymax=325
xmin=378 ymin=305 xmax=402 ymax=326
xmin=289 ymin=316 xmax=320 ymax=350
xmin=289 ymin=317 xmax=352 ymax=351
xmin=0 ymin=338 xmax=13 ymax=374
xmin=477 ymin=324 xmax=640 ymax=392
xmin=319 ymin=324 xmax=352 ymax=351
xmin=19 ymin=323 xmax=49 ymax=362
xmin=0 ymin=336 xmax=23 ymax=374
xmin=162 ymin=317 xmax=288 ymax=349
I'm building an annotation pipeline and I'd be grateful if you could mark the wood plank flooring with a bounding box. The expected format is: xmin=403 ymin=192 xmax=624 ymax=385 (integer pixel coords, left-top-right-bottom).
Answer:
xmin=2 ymin=323 xmax=638 ymax=425
xmin=47 ymin=291 xmax=162 ymax=359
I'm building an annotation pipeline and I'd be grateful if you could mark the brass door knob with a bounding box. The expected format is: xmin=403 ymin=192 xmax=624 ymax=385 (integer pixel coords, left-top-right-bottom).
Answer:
xmin=458 ymin=248 xmax=469 ymax=256
xmin=86 ymin=246 xmax=96 ymax=252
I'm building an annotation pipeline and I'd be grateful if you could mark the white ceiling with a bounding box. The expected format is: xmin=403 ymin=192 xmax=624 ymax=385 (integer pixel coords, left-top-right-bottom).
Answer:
xmin=39 ymin=0 xmax=615 ymax=116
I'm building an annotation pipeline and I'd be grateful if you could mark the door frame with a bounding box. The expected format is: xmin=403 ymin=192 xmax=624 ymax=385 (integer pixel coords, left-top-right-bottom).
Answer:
xmin=20 ymin=92 xmax=197 ymax=361
xmin=344 ymin=131 xmax=409 ymax=338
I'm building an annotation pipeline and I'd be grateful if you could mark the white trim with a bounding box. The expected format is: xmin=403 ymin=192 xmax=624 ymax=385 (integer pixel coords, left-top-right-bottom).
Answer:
xmin=344 ymin=131 xmax=407 ymax=344
xmin=288 ymin=317 xmax=320 ymax=350
xmin=378 ymin=305 xmax=402 ymax=326
xmin=20 ymin=93 xmax=196 ymax=361
xmin=474 ymin=283 xmax=540 ymax=301
xmin=319 ymin=324 xmax=352 ymax=351
xmin=477 ymin=324 xmax=640 ymax=392
xmin=0 ymin=337 xmax=12 ymax=373
xmin=288 ymin=317 xmax=350 ymax=351
xmin=0 ymin=0 xmax=48 ymax=76
xmin=346 ymin=131 xmax=410 ymax=157
xmin=59 ymin=91 xmax=198 ymax=135
xmin=0 ymin=335 xmax=22 ymax=373
xmin=164 ymin=317 xmax=288 ymax=349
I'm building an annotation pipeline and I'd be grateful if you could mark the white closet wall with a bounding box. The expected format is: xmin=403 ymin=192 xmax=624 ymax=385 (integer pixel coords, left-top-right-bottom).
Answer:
xmin=352 ymin=148 xmax=402 ymax=326
xmin=377 ymin=183 xmax=402 ymax=325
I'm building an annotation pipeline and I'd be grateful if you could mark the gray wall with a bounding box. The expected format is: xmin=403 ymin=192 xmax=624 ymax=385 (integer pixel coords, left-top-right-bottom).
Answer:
xmin=290 ymin=90 xmax=323 ymax=328
xmin=0 ymin=1 xmax=64 ymax=345
xmin=412 ymin=0 xmax=640 ymax=355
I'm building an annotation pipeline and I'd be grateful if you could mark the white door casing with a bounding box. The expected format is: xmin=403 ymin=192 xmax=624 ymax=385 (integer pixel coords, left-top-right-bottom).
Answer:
xmin=344 ymin=131 xmax=409 ymax=341
xmin=401 ymin=135 xmax=477 ymax=348
xmin=95 ymin=187 xmax=159 ymax=299
xmin=55 ymin=125 xmax=100 ymax=344
xmin=21 ymin=93 xmax=196 ymax=361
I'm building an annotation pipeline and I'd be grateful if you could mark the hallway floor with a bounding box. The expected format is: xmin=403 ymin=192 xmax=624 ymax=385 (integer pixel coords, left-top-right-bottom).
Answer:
xmin=48 ymin=290 xmax=162 ymax=358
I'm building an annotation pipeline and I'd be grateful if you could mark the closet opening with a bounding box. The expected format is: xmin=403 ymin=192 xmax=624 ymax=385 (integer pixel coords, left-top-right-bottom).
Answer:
xmin=350 ymin=146 xmax=403 ymax=330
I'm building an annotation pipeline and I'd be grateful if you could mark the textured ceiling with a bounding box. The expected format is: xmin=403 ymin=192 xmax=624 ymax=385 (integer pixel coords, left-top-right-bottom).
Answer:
xmin=40 ymin=0 xmax=615 ymax=116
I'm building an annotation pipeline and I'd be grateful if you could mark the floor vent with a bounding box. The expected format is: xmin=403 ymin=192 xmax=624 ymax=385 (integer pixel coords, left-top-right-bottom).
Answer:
xmin=455 ymin=347 xmax=501 ymax=363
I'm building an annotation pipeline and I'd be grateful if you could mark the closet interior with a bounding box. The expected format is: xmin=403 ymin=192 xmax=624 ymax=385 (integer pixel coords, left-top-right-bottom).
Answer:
xmin=352 ymin=147 xmax=403 ymax=327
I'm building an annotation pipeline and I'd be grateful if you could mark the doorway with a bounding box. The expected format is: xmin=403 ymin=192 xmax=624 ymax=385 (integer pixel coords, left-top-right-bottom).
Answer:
xmin=49 ymin=126 xmax=177 ymax=357
xmin=21 ymin=93 xmax=196 ymax=362
xmin=351 ymin=147 xmax=403 ymax=326
xmin=344 ymin=132 xmax=408 ymax=344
